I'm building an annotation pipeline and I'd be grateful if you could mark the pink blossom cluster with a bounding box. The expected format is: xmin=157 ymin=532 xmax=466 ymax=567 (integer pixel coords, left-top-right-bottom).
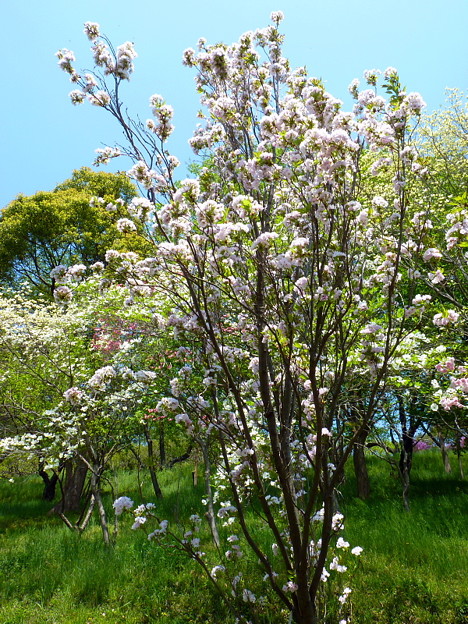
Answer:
xmin=52 ymin=13 xmax=432 ymax=623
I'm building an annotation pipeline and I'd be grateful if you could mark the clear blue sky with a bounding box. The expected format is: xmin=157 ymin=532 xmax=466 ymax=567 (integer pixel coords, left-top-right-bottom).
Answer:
xmin=2 ymin=0 xmax=467 ymax=208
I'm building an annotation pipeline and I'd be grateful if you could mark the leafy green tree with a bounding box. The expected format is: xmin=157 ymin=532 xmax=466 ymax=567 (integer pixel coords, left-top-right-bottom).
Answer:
xmin=379 ymin=92 xmax=468 ymax=480
xmin=344 ymin=91 xmax=468 ymax=496
xmin=418 ymin=89 xmax=468 ymax=199
xmin=0 ymin=167 xmax=139 ymax=295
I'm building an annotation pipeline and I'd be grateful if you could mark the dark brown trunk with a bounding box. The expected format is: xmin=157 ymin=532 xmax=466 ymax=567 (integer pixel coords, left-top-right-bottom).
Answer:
xmin=292 ymin=598 xmax=318 ymax=624
xmin=52 ymin=459 xmax=88 ymax=513
xmin=143 ymin=424 xmax=163 ymax=499
xmin=166 ymin=442 xmax=194 ymax=468
xmin=399 ymin=430 xmax=413 ymax=511
xmin=353 ymin=428 xmax=371 ymax=499
xmin=397 ymin=395 xmax=420 ymax=511
xmin=39 ymin=469 xmax=59 ymax=501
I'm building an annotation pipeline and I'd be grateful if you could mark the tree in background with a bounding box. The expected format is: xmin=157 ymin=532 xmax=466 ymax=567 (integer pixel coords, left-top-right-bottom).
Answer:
xmin=418 ymin=89 xmax=468 ymax=199
xmin=0 ymin=168 xmax=139 ymax=296
xmin=0 ymin=279 xmax=170 ymax=535
xmin=407 ymin=93 xmax=468 ymax=474
xmin=0 ymin=285 xmax=100 ymax=506
xmin=341 ymin=91 xmax=468 ymax=498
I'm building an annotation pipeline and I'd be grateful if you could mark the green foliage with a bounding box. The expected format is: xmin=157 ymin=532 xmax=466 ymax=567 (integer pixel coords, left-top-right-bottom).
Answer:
xmin=418 ymin=89 xmax=468 ymax=198
xmin=54 ymin=168 xmax=136 ymax=201
xmin=0 ymin=168 xmax=138 ymax=295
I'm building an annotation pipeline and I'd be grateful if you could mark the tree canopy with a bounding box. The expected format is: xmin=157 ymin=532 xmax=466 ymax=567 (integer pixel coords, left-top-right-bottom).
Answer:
xmin=0 ymin=168 xmax=138 ymax=295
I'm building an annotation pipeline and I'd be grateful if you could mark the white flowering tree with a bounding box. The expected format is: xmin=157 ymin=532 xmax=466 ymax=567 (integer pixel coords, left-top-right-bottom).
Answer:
xmin=55 ymin=14 xmax=434 ymax=623
xmin=415 ymin=192 xmax=468 ymax=475
xmin=384 ymin=94 xmax=468 ymax=477
xmin=0 ymin=286 xmax=100 ymax=504
xmin=0 ymin=280 xmax=167 ymax=535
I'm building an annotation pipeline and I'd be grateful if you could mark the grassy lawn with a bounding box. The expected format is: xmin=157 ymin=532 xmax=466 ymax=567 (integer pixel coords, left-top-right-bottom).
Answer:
xmin=0 ymin=451 xmax=466 ymax=624
xmin=341 ymin=452 xmax=468 ymax=623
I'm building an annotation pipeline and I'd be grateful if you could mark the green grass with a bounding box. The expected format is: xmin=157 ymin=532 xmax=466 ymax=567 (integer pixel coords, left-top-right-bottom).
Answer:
xmin=0 ymin=451 xmax=466 ymax=624
xmin=0 ymin=465 xmax=224 ymax=624
xmin=341 ymin=451 xmax=468 ymax=624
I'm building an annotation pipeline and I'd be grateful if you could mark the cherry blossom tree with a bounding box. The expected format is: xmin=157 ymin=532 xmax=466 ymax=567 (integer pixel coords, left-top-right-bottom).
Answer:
xmin=54 ymin=14 xmax=433 ymax=623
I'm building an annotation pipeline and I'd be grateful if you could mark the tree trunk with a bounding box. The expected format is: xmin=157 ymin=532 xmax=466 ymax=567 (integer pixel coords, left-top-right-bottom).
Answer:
xmin=438 ymin=432 xmax=452 ymax=473
xmin=159 ymin=424 xmax=166 ymax=468
xmin=353 ymin=428 xmax=371 ymax=499
xmin=455 ymin=438 xmax=465 ymax=479
xmin=90 ymin=468 xmax=110 ymax=545
xmin=143 ymin=424 xmax=163 ymax=499
xmin=397 ymin=395 xmax=420 ymax=511
xmin=441 ymin=444 xmax=452 ymax=473
xmin=38 ymin=468 xmax=59 ymax=501
xmin=52 ymin=459 xmax=88 ymax=513
xmin=399 ymin=430 xmax=413 ymax=511
xmin=291 ymin=599 xmax=318 ymax=624
xmin=200 ymin=438 xmax=220 ymax=548
xmin=166 ymin=443 xmax=194 ymax=468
